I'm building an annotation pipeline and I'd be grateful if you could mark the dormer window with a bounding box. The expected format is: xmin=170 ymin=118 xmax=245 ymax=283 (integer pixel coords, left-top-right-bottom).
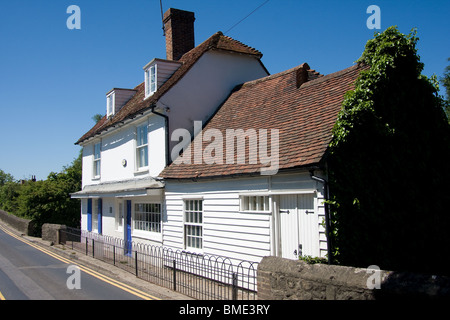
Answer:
xmin=107 ymin=92 xmax=115 ymax=118
xmin=145 ymin=65 xmax=157 ymax=97
xmin=106 ymin=88 xmax=136 ymax=117
xmin=143 ymin=58 xmax=182 ymax=99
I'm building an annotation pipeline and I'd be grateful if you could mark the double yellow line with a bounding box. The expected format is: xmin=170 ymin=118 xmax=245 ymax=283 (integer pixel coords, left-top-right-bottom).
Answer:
xmin=0 ymin=224 xmax=160 ymax=300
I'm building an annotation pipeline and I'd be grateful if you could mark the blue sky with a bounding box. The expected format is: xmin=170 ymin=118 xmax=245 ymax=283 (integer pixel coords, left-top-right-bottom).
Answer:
xmin=0 ymin=0 xmax=449 ymax=181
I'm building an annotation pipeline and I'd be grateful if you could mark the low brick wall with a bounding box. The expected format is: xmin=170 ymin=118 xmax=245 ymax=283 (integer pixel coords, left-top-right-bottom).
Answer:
xmin=257 ymin=256 xmax=450 ymax=300
xmin=0 ymin=209 xmax=37 ymax=236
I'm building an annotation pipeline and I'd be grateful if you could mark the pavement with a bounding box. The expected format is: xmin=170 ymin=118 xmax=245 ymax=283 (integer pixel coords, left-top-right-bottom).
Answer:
xmin=0 ymin=221 xmax=192 ymax=300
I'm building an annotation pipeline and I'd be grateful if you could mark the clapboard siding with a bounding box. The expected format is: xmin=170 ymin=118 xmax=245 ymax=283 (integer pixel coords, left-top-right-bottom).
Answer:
xmin=163 ymin=171 xmax=328 ymax=263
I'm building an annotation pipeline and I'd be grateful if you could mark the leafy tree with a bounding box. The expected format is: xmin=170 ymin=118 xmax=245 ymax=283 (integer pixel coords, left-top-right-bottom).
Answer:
xmin=440 ymin=57 xmax=450 ymax=121
xmin=327 ymin=27 xmax=450 ymax=275
xmin=0 ymin=169 xmax=18 ymax=213
xmin=92 ymin=113 xmax=103 ymax=124
xmin=1 ymin=151 xmax=82 ymax=235
xmin=0 ymin=169 xmax=14 ymax=186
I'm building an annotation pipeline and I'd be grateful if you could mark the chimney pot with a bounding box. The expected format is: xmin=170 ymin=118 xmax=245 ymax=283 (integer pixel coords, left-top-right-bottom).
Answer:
xmin=163 ymin=8 xmax=195 ymax=61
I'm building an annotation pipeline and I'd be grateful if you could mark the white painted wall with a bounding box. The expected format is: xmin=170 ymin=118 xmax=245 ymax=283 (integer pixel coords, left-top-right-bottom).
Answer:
xmin=164 ymin=171 xmax=328 ymax=263
xmin=80 ymin=49 xmax=267 ymax=189
xmin=80 ymin=194 xmax=165 ymax=247
xmin=159 ymin=50 xmax=269 ymax=152
xmin=81 ymin=114 xmax=166 ymax=188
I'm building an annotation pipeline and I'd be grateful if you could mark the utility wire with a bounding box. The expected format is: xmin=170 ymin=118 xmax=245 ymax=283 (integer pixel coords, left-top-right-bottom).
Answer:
xmin=160 ymin=0 xmax=165 ymax=36
xmin=224 ymin=0 xmax=270 ymax=34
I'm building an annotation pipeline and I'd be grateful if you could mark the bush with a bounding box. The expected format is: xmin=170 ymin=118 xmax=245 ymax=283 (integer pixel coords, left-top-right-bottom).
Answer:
xmin=0 ymin=151 xmax=81 ymax=233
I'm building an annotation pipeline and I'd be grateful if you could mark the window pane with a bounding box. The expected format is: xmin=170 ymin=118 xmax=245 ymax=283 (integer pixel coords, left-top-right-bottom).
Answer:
xmin=118 ymin=203 xmax=123 ymax=228
xmin=145 ymin=70 xmax=150 ymax=95
xmin=137 ymin=125 xmax=148 ymax=146
xmin=150 ymin=66 xmax=156 ymax=92
xmin=137 ymin=146 xmax=148 ymax=167
xmin=134 ymin=203 xmax=161 ymax=233
xmin=184 ymin=200 xmax=203 ymax=250
xmin=94 ymin=143 xmax=101 ymax=159
xmin=241 ymin=196 xmax=270 ymax=212
xmin=243 ymin=197 xmax=249 ymax=210
xmin=94 ymin=160 xmax=100 ymax=176
xmin=107 ymin=95 xmax=113 ymax=115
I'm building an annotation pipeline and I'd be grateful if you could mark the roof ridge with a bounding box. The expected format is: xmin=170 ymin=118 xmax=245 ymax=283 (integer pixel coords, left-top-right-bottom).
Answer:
xmin=160 ymin=61 xmax=367 ymax=179
xmin=301 ymin=63 xmax=366 ymax=88
xmin=240 ymin=63 xmax=311 ymax=87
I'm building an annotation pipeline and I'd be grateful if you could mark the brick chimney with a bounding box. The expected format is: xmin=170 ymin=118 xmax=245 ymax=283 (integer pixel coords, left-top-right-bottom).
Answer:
xmin=163 ymin=8 xmax=195 ymax=61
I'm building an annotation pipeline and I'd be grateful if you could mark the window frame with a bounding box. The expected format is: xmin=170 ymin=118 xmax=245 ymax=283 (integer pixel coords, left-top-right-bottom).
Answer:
xmin=239 ymin=195 xmax=271 ymax=213
xmin=107 ymin=93 xmax=115 ymax=117
xmin=145 ymin=65 xmax=157 ymax=97
xmin=92 ymin=199 xmax=99 ymax=233
xmin=116 ymin=201 xmax=124 ymax=231
xmin=183 ymin=199 xmax=204 ymax=252
xmin=135 ymin=123 xmax=149 ymax=170
xmin=93 ymin=142 xmax=101 ymax=179
xmin=133 ymin=202 xmax=162 ymax=234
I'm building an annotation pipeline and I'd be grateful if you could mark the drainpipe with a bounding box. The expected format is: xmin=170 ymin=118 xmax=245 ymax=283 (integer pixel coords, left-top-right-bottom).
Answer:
xmin=310 ymin=170 xmax=333 ymax=265
xmin=151 ymin=105 xmax=170 ymax=167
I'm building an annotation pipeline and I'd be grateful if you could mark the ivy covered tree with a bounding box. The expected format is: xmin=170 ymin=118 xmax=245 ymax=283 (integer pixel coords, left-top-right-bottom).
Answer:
xmin=327 ymin=27 xmax=450 ymax=275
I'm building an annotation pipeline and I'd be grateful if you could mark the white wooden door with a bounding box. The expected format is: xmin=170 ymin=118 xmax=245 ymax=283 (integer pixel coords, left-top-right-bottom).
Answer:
xmin=297 ymin=194 xmax=318 ymax=257
xmin=278 ymin=194 xmax=318 ymax=259
xmin=279 ymin=194 xmax=299 ymax=259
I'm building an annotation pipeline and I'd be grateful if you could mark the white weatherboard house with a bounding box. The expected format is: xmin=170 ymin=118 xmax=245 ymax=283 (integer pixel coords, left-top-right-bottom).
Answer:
xmin=71 ymin=9 xmax=269 ymax=249
xmin=72 ymin=8 xmax=365 ymax=264
xmin=159 ymin=63 xmax=365 ymax=263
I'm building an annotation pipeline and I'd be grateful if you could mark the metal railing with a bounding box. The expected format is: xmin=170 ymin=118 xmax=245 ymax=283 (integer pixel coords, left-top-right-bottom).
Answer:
xmin=59 ymin=227 xmax=258 ymax=300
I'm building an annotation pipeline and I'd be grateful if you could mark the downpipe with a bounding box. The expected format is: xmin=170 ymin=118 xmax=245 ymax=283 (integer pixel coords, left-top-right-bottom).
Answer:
xmin=310 ymin=170 xmax=333 ymax=265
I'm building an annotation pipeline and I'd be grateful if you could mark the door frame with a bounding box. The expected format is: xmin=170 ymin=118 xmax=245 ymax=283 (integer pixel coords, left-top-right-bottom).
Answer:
xmin=125 ymin=199 xmax=132 ymax=254
xmin=272 ymin=191 xmax=318 ymax=259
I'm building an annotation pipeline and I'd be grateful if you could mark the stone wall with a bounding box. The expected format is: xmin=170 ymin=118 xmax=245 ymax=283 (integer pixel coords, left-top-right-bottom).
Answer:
xmin=41 ymin=223 xmax=67 ymax=244
xmin=257 ymin=256 xmax=450 ymax=300
xmin=0 ymin=209 xmax=37 ymax=236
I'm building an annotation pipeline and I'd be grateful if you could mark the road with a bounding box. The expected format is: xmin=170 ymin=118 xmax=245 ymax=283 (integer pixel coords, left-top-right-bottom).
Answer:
xmin=0 ymin=224 xmax=159 ymax=300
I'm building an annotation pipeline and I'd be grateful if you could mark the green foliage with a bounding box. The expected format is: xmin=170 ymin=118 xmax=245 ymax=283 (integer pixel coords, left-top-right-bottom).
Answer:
xmin=440 ymin=57 xmax=450 ymax=122
xmin=327 ymin=27 xmax=450 ymax=275
xmin=92 ymin=113 xmax=103 ymax=124
xmin=0 ymin=169 xmax=14 ymax=186
xmin=0 ymin=151 xmax=82 ymax=233
xmin=299 ymin=255 xmax=328 ymax=265
xmin=0 ymin=181 xmax=20 ymax=213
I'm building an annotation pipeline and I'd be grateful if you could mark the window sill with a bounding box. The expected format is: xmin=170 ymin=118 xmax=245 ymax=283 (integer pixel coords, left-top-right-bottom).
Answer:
xmin=134 ymin=168 xmax=149 ymax=176
xmin=144 ymin=92 xmax=156 ymax=100
xmin=239 ymin=210 xmax=272 ymax=214
xmin=132 ymin=230 xmax=162 ymax=242
xmin=184 ymin=248 xmax=204 ymax=255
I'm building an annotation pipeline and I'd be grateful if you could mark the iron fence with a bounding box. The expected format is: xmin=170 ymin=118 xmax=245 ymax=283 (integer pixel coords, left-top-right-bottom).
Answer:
xmin=59 ymin=227 xmax=258 ymax=300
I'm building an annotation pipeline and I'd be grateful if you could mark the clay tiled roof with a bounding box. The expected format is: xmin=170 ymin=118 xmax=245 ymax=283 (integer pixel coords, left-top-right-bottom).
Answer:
xmin=160 ymin=63 xmax=368 ymax=179
xmin=76 ymin=32 xmax=263 ymax=145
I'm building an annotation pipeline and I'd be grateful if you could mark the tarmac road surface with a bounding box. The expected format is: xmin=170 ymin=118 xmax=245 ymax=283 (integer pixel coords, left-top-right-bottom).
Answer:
xmin=0 ymin=223 xmax=160 ymax=300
